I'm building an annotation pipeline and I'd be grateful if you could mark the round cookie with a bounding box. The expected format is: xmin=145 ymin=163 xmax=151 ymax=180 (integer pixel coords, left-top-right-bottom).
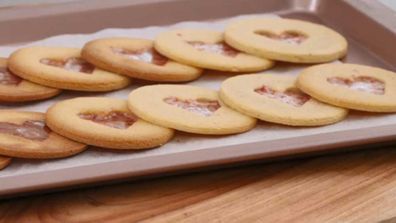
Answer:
xmin=225 ymin=17 xmax=347 ymax=63
xmin=46 ymin=97 xmax=174 ymax=150
xmin=0 ymin=156 xmax=11 ymax=170
xmin=154 ymin=29 xmax=273 ymax=72
xmin=297 ymin=63 xmax=396 ymax=112
xmin=0 ymin=58 xmax=61 ymax=102
xmin=8 ymin=47 xmax=131 ymax=92
xmin=220 ymin=74 xmax=348 ymax=126
xmin=128 ymin=85 xmax=257 ymax=135
xmin=82 ymin=37 xmax=202 ymax=82
xmin=0 ymin=110 xmax=87 ymax=159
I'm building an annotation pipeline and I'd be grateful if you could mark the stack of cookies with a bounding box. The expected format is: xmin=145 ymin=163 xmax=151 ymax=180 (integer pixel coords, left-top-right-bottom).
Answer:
xmin=0 ymin=17 xmax=395 ymax=170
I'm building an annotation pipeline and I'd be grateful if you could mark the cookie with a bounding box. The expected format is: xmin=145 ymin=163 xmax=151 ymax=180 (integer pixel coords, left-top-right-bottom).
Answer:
xmin=225 ymin=18 xmax=347 ymax=63
xmin=297 ymin=63 xmax=396 ymax=112
xmin=0 ymin=156 xmax=11 ymax=170
xmin=8 ymin=47 xmax=131 ymax=92
xmin=0 ymin=58 xmax=61 ymax=102
xmin=0 ymin=110 xmax=87 ymax=159
xmin=128 ymin=85 xmax=257 ymax=135
xmin=220 ymin=74 xmax=348 ymax=126
xmin=154 ymin=29 xmax=273 ymax=72
xmin=82 ymin=37 xmax=202 ymax=82
xmin=46 ymin=97 xmax=174 ymax=150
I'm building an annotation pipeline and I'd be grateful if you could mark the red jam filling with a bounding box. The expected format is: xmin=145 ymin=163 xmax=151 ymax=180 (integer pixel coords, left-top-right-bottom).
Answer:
xmin=255 ymin=85 xmax=310 ymax=107
xmin=0 ymin=120 xmax=50 ymax=141
xmin=40 ymin=58 xmax=95 ymax=74
xmin=164 ymin=97 xmax=221 ymax=116
xmin=255 ymin=31 xmax=307 ymax=45
xmin=327 ymin=76 xmax=385 ymax=95
xmin=78 ymin=111 xmax=138 ymax=129
xmin=0 ymin=67 xmax=22 ymax=85
xmin=112 ymin=47 xmax=168 ymax=66
xmin=187 ymin=41 xmax=239 ymax=57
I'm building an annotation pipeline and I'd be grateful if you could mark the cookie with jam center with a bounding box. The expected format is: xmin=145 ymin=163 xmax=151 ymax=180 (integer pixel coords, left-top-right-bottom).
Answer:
xmin=0 ymin=156 xmax=11 ymax=170
xmin=82 ymin=37 xmax=203 ymax=82
xmin=225 ymin=18 xmax=347 ymax=63
xmin=297 ymin=63 xmax=396 ymax=112
xmin=220 ymin=74 xmax=348 ymax=126
xmin=154 ymin=29 xmax=273 ymax=72
xmin=8 ymin=47 xmax=131 ymax=92
xmin=0 ymin=110 xmax=87 ymax=159
xmin=0 ymin=58 xmax=61 ymax=102
xmin=46 ymin=97 xmax=174 ymax=150
xmin=128 ymin=85 xmax=256 ymax=135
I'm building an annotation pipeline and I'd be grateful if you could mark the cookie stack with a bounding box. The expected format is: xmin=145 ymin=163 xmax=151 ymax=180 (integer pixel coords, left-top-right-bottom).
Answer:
xmin=0 ymin=17 xmax=395 ymax=170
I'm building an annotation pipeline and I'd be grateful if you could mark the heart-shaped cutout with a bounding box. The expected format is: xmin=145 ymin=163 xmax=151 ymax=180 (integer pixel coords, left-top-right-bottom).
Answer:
xmin=164 ymin=97 xmax=221 ymax=116
xmin=79 ymin=111 xmax=138 ymax=129
xmin=0 ymin=120 xmax=50 ymax=141
xmin=255 ymin=85 xmax=310 ymax=107
xmin=327 ymin=76 xmax=385 ymax=95
xmin=187 ymin=41 xmax=239 ymax=57
xmin=40 ymin=58 xmax=95 ymax=74
xmin=112 ymin=47 xmax=168 ymax=66
xmin=0 ymin=67 xmax=22 ymax=85
xmin=254 ymin=30 xmax=307 ymax=45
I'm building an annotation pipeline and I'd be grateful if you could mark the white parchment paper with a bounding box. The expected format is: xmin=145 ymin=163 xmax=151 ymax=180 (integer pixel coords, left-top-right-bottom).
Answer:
xmin=1 ymin=13 xmax=395 ymax=178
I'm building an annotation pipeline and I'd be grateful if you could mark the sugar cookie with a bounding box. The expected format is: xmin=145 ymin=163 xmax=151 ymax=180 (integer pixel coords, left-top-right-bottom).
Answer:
xmin=8 ymin=47 xmax=131 ymax=92
xmin=154 ymin=29 xmax=273 ymax=72
xmin=46 ymin=97 xmax=174 ymax=150
xmin=128 ymin=85 xmax=257 ymax=135
xmin=297 ymin=63 xmax=396 ymax=112
xmin=225 ymin=18 xmax=347 ymax=63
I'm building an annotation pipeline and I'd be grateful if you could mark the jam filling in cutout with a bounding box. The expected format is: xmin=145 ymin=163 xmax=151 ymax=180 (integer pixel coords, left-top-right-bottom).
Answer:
xmin=78 ymin=111 xmax=138 ymax=129
xmin=0 ymin=67 xmax=22 ymax=86
xmin=255 ymin=85 xmax=311 ymax=107
xmin=112 ymin=47 xmax=168 ymax=66
xmin=327 ymin=76 xmax=385 ymax=95
xmin=164 ymin=97 xmax=221 ymax=116
xmin=40 ymin=58 xmax=95 ymax=74
xmin=187 ymin=41 xmax=239 ymax=57
xmin=255 ymin=30 xmax=307 ymax=45
xmin=0 ymin=120 xmax=50 ymax=141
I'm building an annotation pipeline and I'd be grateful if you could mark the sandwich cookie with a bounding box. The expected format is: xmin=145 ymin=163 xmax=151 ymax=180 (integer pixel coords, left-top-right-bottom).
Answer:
xmin=82 ymin=38 xmax=202 ymax=82
xmin=297 ymin=63 xmax=396 ymax=112
xmin=128 ymin=85 xmax=257 ymax=135
xmin=0 ymin=110 xmax=87 ymax=159
xmin=225 ymin=18 xmax=347 ymax=63
xmin=8 ymin=47 xmax=131 ymax=92
xmin=0 ymin=58 xmax=61 ymax=102
xmin=0 ymin=156 xmax=11 ymax=170
xmin=46 ymin=97 xmax=174 ymax=150
xmin=154 ymin=29 xmax=273 ymax=72
xmin=220 ymin=74 xmax=348 ymax=126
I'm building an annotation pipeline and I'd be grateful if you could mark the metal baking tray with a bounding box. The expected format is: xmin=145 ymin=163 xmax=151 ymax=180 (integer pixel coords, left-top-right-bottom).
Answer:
xmin=0 ymin=0 xmax=395 ymax=197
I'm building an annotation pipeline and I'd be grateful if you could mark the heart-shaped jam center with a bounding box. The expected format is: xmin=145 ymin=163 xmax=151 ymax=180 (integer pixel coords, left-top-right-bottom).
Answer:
xmin=164 ymin=97 xmax=221 ymax=116
xmin=327 ymin=76 xmax=385 ymax=95
xmin=0 ymin=67 xmax=22 ymax=86
xmin=79 ymin=111 xmax=138 ymax=129
xmin=40 ymin=58 xmax=95 ymax=74
xmin=187 ymin=41 xmax=239 ymax=57
xmin=112 ymin=47 xmax=168 ymax=66
xmin=255 ymin=85 xmax=310 ymax=107
xmin=0 ymin=120 xmax=50 ymax=141
xmin=255 ymin=30 xmax=307 ymax=45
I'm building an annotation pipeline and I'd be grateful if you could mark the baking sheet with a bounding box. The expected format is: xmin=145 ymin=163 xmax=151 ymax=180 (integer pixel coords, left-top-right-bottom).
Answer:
xmin=1 ymin=12 xmax=396 ymax=189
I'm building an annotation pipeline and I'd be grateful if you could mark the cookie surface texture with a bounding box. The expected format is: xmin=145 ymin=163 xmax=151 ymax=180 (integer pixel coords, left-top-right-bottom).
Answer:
xmin=297 ymin=63 xmax=396 ymax=112
xmin=0 ymin=110 xmax=87 ymax=159
xmin=154 ymin=29 xmax=273 ymax=72
xmin=220 ymin=74 xmax=348 ymax=126
xmin=128 ymin=84 xmax=257 ymax=135
xmin=225 ymin=18 xmax=347 ymax=63
xmin=8 ymin=47 xmax=131 ymax=91
xmin=82 ymin=38 xmax=203 ymax=82
xmin=46 ymin=97 xmax=174 ymax=150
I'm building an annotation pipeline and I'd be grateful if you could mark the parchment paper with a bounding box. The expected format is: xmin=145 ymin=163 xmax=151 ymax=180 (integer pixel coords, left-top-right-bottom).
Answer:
xmin=1 ymin=13 xmax=395 ymax=177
